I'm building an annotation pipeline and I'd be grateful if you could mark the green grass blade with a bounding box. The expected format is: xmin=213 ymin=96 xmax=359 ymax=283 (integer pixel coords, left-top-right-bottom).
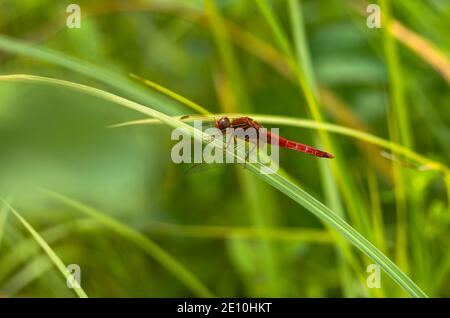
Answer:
xmin=288 ymin=0 xmax=361 ymax=296
xmin=205 ymin=0 xmax=250 ymax=112
xmin=147 ymin=222 xmax=333 ymax=243
xmin=110 ymin=113 xmax=447 ymax=173
xmin=255 ymin=0 xmax=293 ymax=59
xmin=1 ymin=200 xmax=88 ymax=298
xmin=207 ymin=0 xmax=284 ymax=296
xmin=2 ymin=255 xmax=53 ymax=297
xmin=256 ymin=169 xmax=428 ymax=298
xmin=41 ymin=190 xmax=214 ymax=298
xmin=380 ymin=0 xmax=413 ymax=275
xmin=0 ymin=34 xmax=184 ymax=115
xmin=380 ymin=0 xmax=412 ymax=148
xmin=0 ymin=219 xmax=100 ymax=283
xmin=0 ymin=201 xmax=10 ymax=250
xmin=0 ymin=74 xmax=428 ymax=297
xmin=129 ymin=73 xmax=210 ymax=115
xmin=288 ymin=0 xmax=317 ymax=94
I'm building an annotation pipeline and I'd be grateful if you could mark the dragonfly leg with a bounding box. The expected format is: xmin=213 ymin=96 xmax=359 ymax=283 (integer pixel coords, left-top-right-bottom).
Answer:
xmin=248 ymin=140 xmax=259 ymax=163
xmin=225 ymin=131 xmax=236 ymax=151
xmin=240 ymin=139 xmax=259 ymax=170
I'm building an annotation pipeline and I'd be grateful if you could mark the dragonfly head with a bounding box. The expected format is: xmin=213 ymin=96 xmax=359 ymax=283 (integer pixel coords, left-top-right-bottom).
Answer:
xmin=215 ymin=117 xmax=231 ymax=130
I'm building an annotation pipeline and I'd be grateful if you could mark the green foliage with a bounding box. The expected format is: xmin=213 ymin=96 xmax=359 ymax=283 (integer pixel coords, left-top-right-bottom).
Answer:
xmin=0 ymin=0 xmax=448 ymax=298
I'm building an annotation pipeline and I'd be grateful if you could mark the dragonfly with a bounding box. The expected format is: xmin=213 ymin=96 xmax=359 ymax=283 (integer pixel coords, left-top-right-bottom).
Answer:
xmin=186 ymin=115 xmax=335 ymax=159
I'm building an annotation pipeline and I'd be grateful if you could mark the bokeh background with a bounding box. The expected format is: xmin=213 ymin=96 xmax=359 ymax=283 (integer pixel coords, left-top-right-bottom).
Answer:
xmin=0 ymin=0 xmax=449 ymax=297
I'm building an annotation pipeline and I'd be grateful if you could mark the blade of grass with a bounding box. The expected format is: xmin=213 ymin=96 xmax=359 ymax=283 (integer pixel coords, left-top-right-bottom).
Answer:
xmin=205 ymin=0 xmax=250 ymax=112
xmin=129 ymin=73 xmax=210 ymax=115
xmin=350 ymin=0 xmax=450 ymax=85
xmin=40 ymin=190 xmax=214 ymax=298
xmin=288 ymin=0 xmax=373 ymax=243
xmin=0 ymin=34 xmax=185 ymax=115
xmin=380 ymin=0 xmax=412 ymax=275
xmin=0 ymin=219 xmax=100 ymax=283
xmin=288 ymin=0 xmax=318 ymax=93
xmin=110 ymin=114 xmax=447 ymax=173
xmin=146 ymin=222 xmax=333 ymax=243
xmin=2 ymin=255 xmax=53 ymax=297
xmin=289 ymin=0 xmax=362 ymax=296
xmin=380 ymin=0 xmax=412 ymax=148
xmin=255 ymin=0 xmax=293 ymax=59
xmin=17 ymin=1 xmax=450 ymax=85
xmin=0 ymin=201 xmax=9 ymax=250
xmin=0 ymin=194 xmax=14 ymax=251
xmin=0 ymin=219 xmax=331 ymax=287
xmin=123 ymin=66 xmax=367 ymax=290
xmin=317 ymin=155 xmax=358 ymax=297
xmin=1 ymin=200 xmax=88 ymax=298
xmin=391 ymin=21 xmax=450 ymax=85
xmin=260 ymin=167 xmax=428 ymax=298
xmin=386 ymin=94 xmax=409 ymax=276
xmin=0 ymin=8 xmax=434 ymax=185
xmin=0 ymin=74 xmax=428 ymax=297
xmin=367 ymin=170 xmax=387 ymax=254
xmin=255 ymin=6 xmax=373 ymax=295
xmin=205 ymin=0 xmax=284 ymax=296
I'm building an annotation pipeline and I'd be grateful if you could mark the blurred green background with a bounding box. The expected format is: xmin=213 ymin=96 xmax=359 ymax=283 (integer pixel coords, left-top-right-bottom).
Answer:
xmin=0 ymin=0 xmax=449 ymax=297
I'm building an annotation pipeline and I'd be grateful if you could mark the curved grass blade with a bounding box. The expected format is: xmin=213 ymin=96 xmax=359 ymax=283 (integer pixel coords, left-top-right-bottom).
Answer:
xmin=110 ymin=114 xmax=447 ymax=173
xmin=0 ymin=35 xmax=185 ymax=115
xmin=1 ymin=200 xmax=88 ymax=298
xmin=0 ymin=74 xmax=429 ymax=297
xmin=113 ymin=64 xmax=444 ymax=173
xmin=147 ymin=222 xmax=332 ymax=243
xmin=2 ymin=255 xmax=53 ymax=297
xmin=255 ymin=168 xmax=428 ymax=298
xmin=205 ymin=0 xmax=284 ymax=297
xmin=40 ymin=190 xmax=214 ymax=298
xmin=0 ymin=33 xmax=444 ymax=175
xmin=0 ymin=219 xmax=100 ymax=283
xmin=129 ymin=73 xmax=210 ymax=115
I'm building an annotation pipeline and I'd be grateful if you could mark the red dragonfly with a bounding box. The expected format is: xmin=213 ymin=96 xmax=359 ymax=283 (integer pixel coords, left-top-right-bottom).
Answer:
xmin=213 ymin=116 xmax=334 ymax=159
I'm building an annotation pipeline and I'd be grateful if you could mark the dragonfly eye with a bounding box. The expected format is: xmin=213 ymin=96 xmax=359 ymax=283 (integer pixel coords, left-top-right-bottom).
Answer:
xmin=216 ymin=117 xmax=231 ymax=130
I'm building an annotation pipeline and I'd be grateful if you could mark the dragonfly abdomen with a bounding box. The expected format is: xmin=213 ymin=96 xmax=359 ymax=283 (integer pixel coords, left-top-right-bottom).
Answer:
xmin=268 ymin=132 xmax=334 ymax=158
